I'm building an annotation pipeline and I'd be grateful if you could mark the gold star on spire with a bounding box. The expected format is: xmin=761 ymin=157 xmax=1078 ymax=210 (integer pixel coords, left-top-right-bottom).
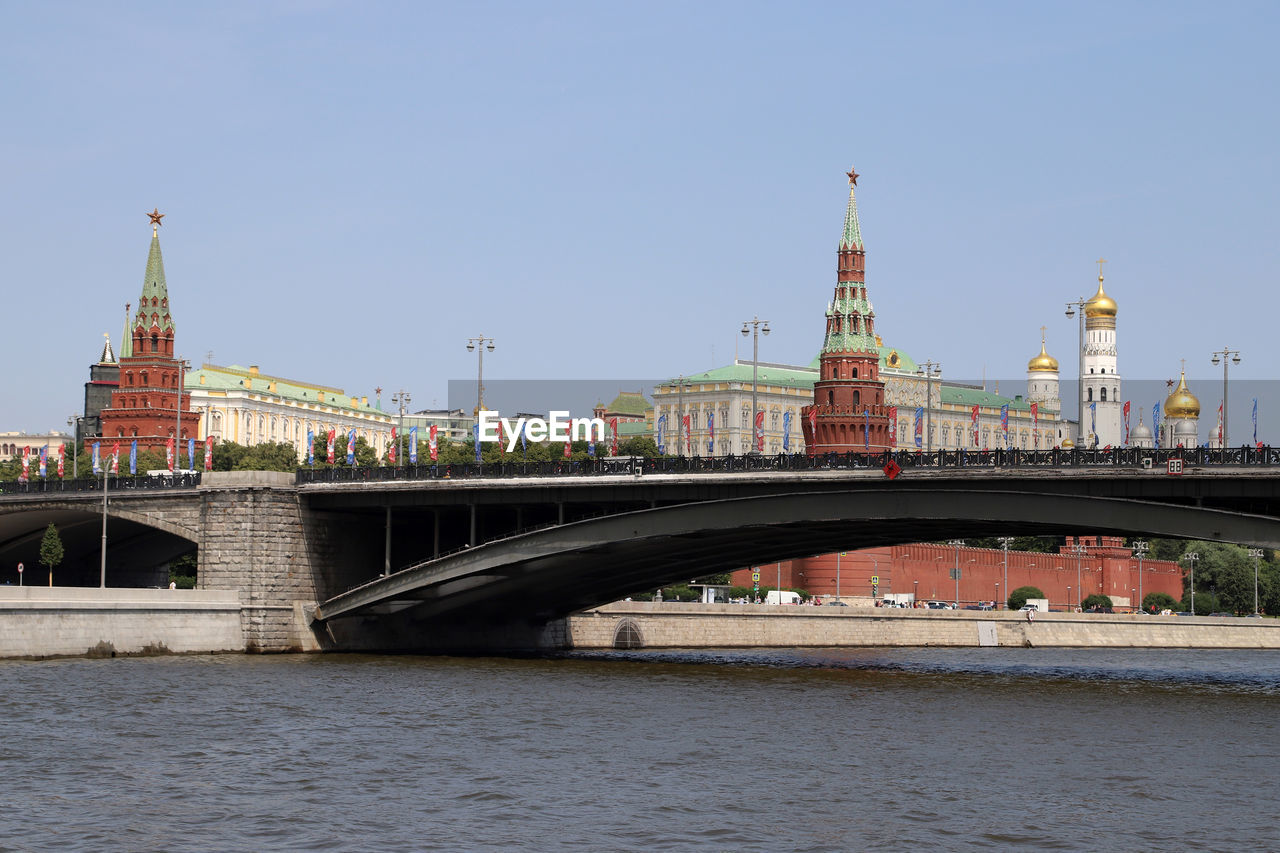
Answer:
xmin=846 ymin=167 xmax=860 ymax=186
xmin=147 ymin=208 xmax=165 ymax=234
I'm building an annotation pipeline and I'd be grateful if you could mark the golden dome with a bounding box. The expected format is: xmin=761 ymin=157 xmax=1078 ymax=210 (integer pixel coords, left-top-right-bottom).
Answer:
xmin=1027 ymin=339 xmax=1059 ymax=373
xmin=1084 ymin=275 xmax=1118 ymax=318
xmin=1164 ymin=371 xmax=1200 ymax=419
xmin=1061 ymin=437 xmax=1075 ymax=449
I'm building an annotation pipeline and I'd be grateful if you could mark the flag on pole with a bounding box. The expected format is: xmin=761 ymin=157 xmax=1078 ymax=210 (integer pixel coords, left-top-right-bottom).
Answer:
xmin=1152 ymin=403 xmax=1161 ymax=449
xmin=864 ymin=408 xmax=870 ymax=451
xmin=306 ymin=428 xmax=315 ymax=466
xmin=971 ymin=405 xmax=979 ymax=446
xmin=473 ymin=424 xmax=482 ymax=463
xmin=347 ymin=429 xmax=357 ymax=465
xmin=1000 ymin=404 xmax=1009 ymax=448
xmin=656 ymin=414 xmax=666 ymax=455
xmin=20 ymin=447 xmax=30 ymax=482
xmin=408 ymin=426 xmax=417 ymax=464
xmin=1089 ymin=402 xmax=1097 ymax=444
xmin=496 ymin=420 xmax=506 ymax=457
xmin=57 ymin=444 xmax=65 ymax=479
xmin=754 ymin=411 xmax=764 ymax=453
xmin=1217 ymin=402 xmax=1224 ymax=447
xmin=782 ymin=411 xmax=791 ymax=452
xmin=326 ymin=428 xmax=335 ymax=464
xmin=888 ymin=407 xmax=898 ymax=448
xmin=388 ymin=427 xmax=397 ymax=464
xmin=38 ymin=446 xmax=47 ymax=478
xmin=130 ymin=440 xmax=138 ymax=474
xmin=1122 ymin=401 xmax=1130 ymax=444
xmin=709 ymin=411 xmax=717 ymax=454
xmin=111 ymin=443 xmax=120 ymax=474
xmin=188 ymin=438 xmax=195 ymax=472
xmin=807 ymin=408 xmax=817 ymax=442
xmin=683 ymin=414 xmax=692 ymax=454
xmin=166 ymin=438 xmax=174 ymax=472
xmin=1030 ymin=402 xmax=1040 ymax=447
xmin=1254 ymin=397 xmax=1259 ymax=447
xmin=92 ymin=442 xmax=101 ymax=474
xmin=610 ymin=417 xmax=619 ymax=456
xmin=914 ymin=407 xmax=923 ymax=449
xmin=563 ymin=429 xmax=571 ymax=458
xmin=205 ymin=435 xmax=213 ymax=471
xmin=519 ymin=423 xmax=527 ymax=457
xmin=429 ymin=424 xmax=438 ymax=461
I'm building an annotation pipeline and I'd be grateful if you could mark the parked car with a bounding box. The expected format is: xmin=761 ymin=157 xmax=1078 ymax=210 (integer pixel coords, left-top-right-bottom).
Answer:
xmin=1084 ymin=606 xmax=1114 ymax=614
xmin=824 ymin=600 xmax=849 ymax=607
xmin=927 ymin=601 xmax=952 ymax=610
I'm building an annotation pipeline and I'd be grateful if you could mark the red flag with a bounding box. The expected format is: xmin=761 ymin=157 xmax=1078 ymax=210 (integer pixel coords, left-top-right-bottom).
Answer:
xmin=971 ymin=405 xmax=979 ymax=446
xmin=111 ymin=443 xmax=120 ymax=474
xmin=57 ymin=444 xmax=65 ymax=478
xmin=682 ymin=414 xmax=691 ymax=453
xmin=497 ymin=421 xmax=506 ymax=457
xmin=326 ymin=428 xmax=336 ymax=464
xmin=609 ymin=417 xmax=619 ymax=457
xmin=388 ymin=427 xmax=397 ymax=463
xmin=888 ymin=406 xmax=898 ymax=447
xmin=883 ymin=459 xmax=901 ymax=479
xmin=808 ymin=409 xmax=817 ymax=437
xmin=563 ymin=433 xmax=571 ymax=458
xmin=166 ymin=438 xmax=175 ymax=472
xmin=429 ymin=424 xmax=438 ymax=461
xmin=754 ymin=411 xmax=765 ymax=452
xmin=205 ymin=435 xmax=214 ymax=471
xmin=1122 ymin=400 xmax=1131 ymax=444
xmin=19 ymin=447 xmax=29 ymax=483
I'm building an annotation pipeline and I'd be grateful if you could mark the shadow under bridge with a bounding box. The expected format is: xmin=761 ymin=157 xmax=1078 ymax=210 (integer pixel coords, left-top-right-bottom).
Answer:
xmin=313 ymin=489 xmax=1280 ymax=626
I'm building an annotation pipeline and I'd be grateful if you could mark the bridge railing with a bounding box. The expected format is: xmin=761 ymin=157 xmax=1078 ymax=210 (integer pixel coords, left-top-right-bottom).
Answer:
xmin=295 ymin=445 xmax=1278 ymax=485
xmin=0 ymin=473 xmax=202 ymax=496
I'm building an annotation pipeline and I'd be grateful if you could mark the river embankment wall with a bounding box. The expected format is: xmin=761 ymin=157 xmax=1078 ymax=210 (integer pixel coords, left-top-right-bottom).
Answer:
xmin=562 ymin=602 xmax=1280 ymax=650
xmin=0 ymin=587 xmax=245 ymax=659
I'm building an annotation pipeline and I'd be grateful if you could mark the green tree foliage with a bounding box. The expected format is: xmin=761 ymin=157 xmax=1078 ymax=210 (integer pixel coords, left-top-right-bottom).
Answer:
xmin=1081 ymin=593 xmax=1113 ymax=610
xmin=1142 ymin=591 xmax=1178 ymax=613
xmin=38 ymin=523 xmax=64 ymax=574
xmin=1007 ymin=585 xmax=1045 ymax=610
xmin=617 ymin=436 xmax=659 ymax=458
xmin=964 ymin=536 xmax=1060 ymax=554
xmin=169 ymin=552 xmax=197 ymax=588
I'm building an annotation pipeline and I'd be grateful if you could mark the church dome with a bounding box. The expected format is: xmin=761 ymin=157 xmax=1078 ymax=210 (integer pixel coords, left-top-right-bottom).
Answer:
xmin=1131 ymin=420 xmax=1153 ymax=440
xmin=1164 ymin=371 xmax=1200 ymax=419
xmin=1027 ymin=340 xmax=1059 ymax=373
xmin=1061 ymin=437 xmax=1075 ymax=449
xmin=1084 ymin=275 xmax=1118 ymax=318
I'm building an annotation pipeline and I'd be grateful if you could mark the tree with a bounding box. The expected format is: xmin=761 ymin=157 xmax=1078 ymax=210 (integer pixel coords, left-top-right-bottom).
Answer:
xmin=1007 ymin=585 xmax=1044 ymax=610
xmin=38 ymin=523 xmax=64 ymax=580
xmin=169 ymin=552 xmax=197 ymax=589
xmin=1143 ymin=591 xmax=1178 ymax=613
xmin=1081 ymin=593 xmax=1113 ymax=610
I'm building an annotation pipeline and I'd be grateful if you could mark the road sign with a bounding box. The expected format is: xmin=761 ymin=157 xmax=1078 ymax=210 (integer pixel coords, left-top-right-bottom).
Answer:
xmin=751 ymin=572 xmax=760 ymax=582
xmin=16 ymin=563 xmax=23 ymax=573
xmin=870 ymin=575 xmax=880 ymax=585
xmin=1167 ymin=458 xmax=1184 ymax=475
xmin=949 ymin=568 xmax=962 ymax=580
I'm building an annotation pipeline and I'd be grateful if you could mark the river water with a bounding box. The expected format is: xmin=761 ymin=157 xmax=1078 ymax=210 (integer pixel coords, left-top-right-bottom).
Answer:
xmin=2 ymin=648 xmax=1278 ymax=851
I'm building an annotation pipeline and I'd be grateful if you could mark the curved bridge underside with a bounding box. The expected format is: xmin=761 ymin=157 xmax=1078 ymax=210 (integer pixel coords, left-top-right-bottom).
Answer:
xmin=316 ymin=489 xmax=1280 ymax=628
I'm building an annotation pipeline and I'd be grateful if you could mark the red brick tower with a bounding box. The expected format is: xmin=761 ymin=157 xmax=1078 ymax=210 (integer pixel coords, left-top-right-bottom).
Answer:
xmin=801 ymin=168 xmax=891 ymax=455
xmin=98 ymin=210 xmax=198 ymax=453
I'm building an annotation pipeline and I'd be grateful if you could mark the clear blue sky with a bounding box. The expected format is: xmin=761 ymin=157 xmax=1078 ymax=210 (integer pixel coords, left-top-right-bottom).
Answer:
xmin=4 ymin=1 xmax=1278 ymax=435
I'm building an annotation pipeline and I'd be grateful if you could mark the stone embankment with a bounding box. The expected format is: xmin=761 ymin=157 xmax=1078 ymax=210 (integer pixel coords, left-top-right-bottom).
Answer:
xmin=563 ymin=601 xmax=1280 ymax=650
xmin=0 ymin=587 xmax=244 ymax=659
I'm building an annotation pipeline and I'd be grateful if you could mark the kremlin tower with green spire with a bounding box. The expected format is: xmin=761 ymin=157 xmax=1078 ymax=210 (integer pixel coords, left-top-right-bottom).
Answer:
xmin=801 ymin=168 xmax=891 ymax=455
xmin=98 ymin=210 xmax=199 ymax=455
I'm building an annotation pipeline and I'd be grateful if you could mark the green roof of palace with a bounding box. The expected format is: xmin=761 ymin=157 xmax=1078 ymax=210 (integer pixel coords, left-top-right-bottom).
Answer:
xmin=939 ymin=385 xmax=1034 ymax=412
xmin=605 ymin=391 xmax=650 ymax=416
xmin=188 ymin=364 xmax=388 ymax=417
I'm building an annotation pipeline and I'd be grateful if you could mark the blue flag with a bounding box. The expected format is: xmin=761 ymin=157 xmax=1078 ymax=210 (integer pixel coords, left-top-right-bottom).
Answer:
xmin=1253 ymin=398 xmax=1258 ymax=446
xmin=707 ymin=411 xmax=715 ymax=455
xmin=409 ymin=427 xmax=418 ymax=463
xmin=188 ymin=438 xmax=195 ymax=471
xmin=474 ymin=424 xmax=482 ymax=463
xmin=1000 ymin=404 xmax=1009 ymax=448
xmin=92 ymin=442 xmax=101 ymax=474
xmin=1090 ymin=402 xmax=1097 ymax=443
xmin=347 ymin=429 xmax=356 ymax=465
xmin=783 ymin=411 xmax=791 ymax=452
xmin=656 ymin=414 xmax=666 ymax=455
xmin=520 ymin=424 xmax=527 ymax=458
xmin=864 ymin=408 xmax=870 ymax=451
xmin=1152 ymin=404 xmax=1160 ymax=449
xmin=307 ymin=428 xmax=314 ymax=466
xmin=129 ymin=440 xmax=138 ymax=475
xmin=914 ymin=407 xmax=923 ymax=449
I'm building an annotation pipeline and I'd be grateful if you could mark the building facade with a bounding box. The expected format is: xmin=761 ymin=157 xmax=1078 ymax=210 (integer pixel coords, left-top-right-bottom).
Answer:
xmin=1080 ymin=271 xmax=1123 ymax=447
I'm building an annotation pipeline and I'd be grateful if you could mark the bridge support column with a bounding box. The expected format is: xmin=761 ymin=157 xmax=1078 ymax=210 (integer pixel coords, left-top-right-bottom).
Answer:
xmin=516 ymin=506 xmax=523 ymax=532
xmin=469 ymin=503 xmax=476 ymax=546
xmin=433 ymin=510 xmax=440 ymax=558
xmin=558 ymin=502 xmax=564 ymax=525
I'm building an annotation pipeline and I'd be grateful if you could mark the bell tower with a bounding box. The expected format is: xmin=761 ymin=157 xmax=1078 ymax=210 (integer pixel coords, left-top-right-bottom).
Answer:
xmin=801 ymin=168 xmax=890 ymax=455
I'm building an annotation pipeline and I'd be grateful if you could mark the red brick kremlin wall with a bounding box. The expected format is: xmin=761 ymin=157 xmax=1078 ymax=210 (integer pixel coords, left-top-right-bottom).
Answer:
xmin=733 ymin=536 xmax=1183 ymax=610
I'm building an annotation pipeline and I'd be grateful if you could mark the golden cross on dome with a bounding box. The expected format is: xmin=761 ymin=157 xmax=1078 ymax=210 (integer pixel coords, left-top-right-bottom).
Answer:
xmin=1040 ymin=324 xmax=1047 ymax=344
xmin=1096 ymin=257 xmax=1107 ymax=280
xmin=846 ymin=167 xmax=859 ymax=186
xmin=147 ymin=208 xmax=165 ymax=234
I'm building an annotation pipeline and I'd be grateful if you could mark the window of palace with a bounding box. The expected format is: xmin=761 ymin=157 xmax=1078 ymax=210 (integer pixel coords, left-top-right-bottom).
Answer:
xmin=1101 ymin=388 xmax=1107 ymax=401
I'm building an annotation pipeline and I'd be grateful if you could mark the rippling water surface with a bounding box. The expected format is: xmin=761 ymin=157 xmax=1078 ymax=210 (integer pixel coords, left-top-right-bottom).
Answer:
xmin=2 ymin=648 xmax=1278 ymax=851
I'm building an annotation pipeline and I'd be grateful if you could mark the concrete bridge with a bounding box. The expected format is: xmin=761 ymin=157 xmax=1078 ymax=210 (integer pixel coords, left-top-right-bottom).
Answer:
xmin=2 ymin=461 xmax=1279 ymax=651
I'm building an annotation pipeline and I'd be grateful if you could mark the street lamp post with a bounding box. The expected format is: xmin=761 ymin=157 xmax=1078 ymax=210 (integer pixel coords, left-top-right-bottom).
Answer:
xmin=176 ymin=358 xmax=190 ymax=471
xmin=1210 ymin=347 xmax=1241 ymax=448
xmin=916 ymin=361 xmax=942 ymax=453
xmin=835 ymin=550 xmax=842 ymax=601
xmin=913 ymin=579 xmax=918 ymax=608
xmin=1065 ymin=295 xmax=1088 ymax=446
xmin=741 ymin=317 xmax=770 ymax=455
xmin=997 ymin=536 xmax=1014 ymax=609
xmin=948 ymin=539 xmax=964 ymax=607
xmin=67 ymin=416 xmax=78 ymax=481
xmin=466 ymin=336 xmax=496 ymax=416
xmin=995 ymin=582 xmax=999 ymax=609
xmin=1184 ymin=551 xmax=1200 ymax=615
xmin=1071 ymin=540 xmax=1088 ymax=609
xmin=392 ymin=390 xmax=411 ymax=464
xmin=1248 ymin=548 xmax=1263 ymax=616
xmin=1067 ymin=586 xmax=1072 ymax=610
xmin=672 ymin=375 xmax=692 ymax=456
xmin=99 ymin=460 xmax=109 ymax=588
xmin=1133 ymin=540 xmax=1148 ymax=612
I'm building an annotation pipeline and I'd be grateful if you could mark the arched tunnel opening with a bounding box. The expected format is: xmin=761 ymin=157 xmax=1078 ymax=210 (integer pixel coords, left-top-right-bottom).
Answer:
xmin=0 ymin=508 xmax=197 ymax=589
